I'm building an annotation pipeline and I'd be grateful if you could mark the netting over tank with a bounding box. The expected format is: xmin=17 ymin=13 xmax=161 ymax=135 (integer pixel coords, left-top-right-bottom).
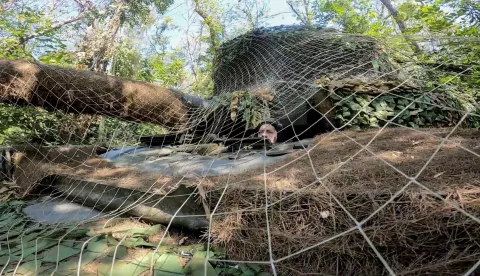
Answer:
xmin=212 ymin=25 xmax=408 ymax=123
xmin=0 ymin=24 xmax=479 ymax=276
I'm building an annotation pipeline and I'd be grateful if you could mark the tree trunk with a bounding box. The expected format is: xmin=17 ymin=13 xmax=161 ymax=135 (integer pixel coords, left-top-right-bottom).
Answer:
xmin=194 ymin=0 xmax=221 ymax=54
xmin=89 ymin=0 xmax=125 ymax=72
xmin=0 ymin=59 xmax=190 ymax=130
xmin=379 ymin=0 xmax=422 ymax=54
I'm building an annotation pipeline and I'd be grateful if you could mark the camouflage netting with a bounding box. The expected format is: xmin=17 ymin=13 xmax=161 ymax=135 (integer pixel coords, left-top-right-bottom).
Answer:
xmin=212 ymin=25 xmax=411 ymax=124
xmin=1 ymin=24 xmax=480 ymax=276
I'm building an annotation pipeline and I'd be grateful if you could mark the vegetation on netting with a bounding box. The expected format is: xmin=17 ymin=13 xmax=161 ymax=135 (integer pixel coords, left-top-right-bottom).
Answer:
xmin=0 ymin=201 xmax=272 ymax=276
xmin=332 ymin=91 xmax=478 ymax=129
xmin=209 ymin=91 xmax=271 ymax=130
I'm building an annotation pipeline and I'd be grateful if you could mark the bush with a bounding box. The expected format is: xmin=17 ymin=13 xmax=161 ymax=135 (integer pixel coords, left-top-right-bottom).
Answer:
xmin=332 ymin=91 xmax=479 ymax=130
xmin=0 ymin=104 xmax=165 ymax=146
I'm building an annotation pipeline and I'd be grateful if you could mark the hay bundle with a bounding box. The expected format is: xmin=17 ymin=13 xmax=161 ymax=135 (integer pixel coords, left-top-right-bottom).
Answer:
xmin=203 ymin=127 xmax=480 ymax=275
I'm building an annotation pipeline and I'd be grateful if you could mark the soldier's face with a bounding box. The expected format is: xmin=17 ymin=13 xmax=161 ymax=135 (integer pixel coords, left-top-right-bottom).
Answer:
xmin=258 ymin=124 xmax=277 ymax=144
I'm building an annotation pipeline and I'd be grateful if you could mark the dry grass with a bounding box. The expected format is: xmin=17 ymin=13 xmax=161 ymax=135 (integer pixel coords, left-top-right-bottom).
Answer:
xmin=9 ymin=126 xmax=480 ymax=275
xmin=202 ymin=127 xmax=480 ymax=275
xmin=11 ymin=145 xmax=175 ymax=196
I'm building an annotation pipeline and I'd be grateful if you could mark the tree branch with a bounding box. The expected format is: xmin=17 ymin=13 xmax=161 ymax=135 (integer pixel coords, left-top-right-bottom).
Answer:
xmin=0 ymin=0 xmax=15 ymax=14
xmin=379 ymin=0 xmax=422 ymax=54
xmin=287 ymin=1 xmax=308 ymax=26
xmin=194 ymin=0 xmax=220 ymax=51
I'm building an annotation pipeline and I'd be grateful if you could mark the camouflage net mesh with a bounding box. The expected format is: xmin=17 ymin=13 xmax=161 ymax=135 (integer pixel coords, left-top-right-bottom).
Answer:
xmin=214 ymin=27 xmax=397 ymax=116
xmin=0 ymin=26 xmax=479 ymax=276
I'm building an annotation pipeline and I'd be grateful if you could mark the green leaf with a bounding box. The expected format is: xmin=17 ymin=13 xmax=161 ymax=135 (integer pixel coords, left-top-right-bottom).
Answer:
xmin=62 ymin=241 xmax=75 ymax=247
xmin=211 ymin=246 xmax=226 ymax=259
xmin=17 ymin=229 xmax=49 ymax=245
xmin=0 ymin=213 xmax=19 ymax=230
xmin=0 ymin=255 xmax=20 ymax=266
xmin=106 ymin=246 xmax=128 ymax=259
xmin=184 ymin=252 xmax=217 ymax=276
xmin=155 ymin=253 xmax=184 ymax=274
xmin=355 ymin=97 xmax=370 ymax=107
xmin=239 ymin=264 xmax=255 ymax=276
xmin=410 ymin=109 xmax=424 ymax=116
xmin=78 ymin=251 xmax=104 ymax=266
xmin=408 ymin=122 xmax=419 ymax=128
xmin=13 ymin=239 xmax=58 ymax=259
xmin=16 ymin=260 xmax=41 ymax=275
xmin=98 ymin=258 xmax=148 ymax=276
xmin=131 ymin=251 xmax=160 ymax=267
xmin=373 ymin=111 xmax=388 ymax=120
xmin=348 ymin=102 xmax=362 ymax=111
xmin=106 ymin=234 xmax=119 ymax=245
xmin=42 ymin=245 xmax=81 ymax=262
xmin=122 ymin=237 xmax=156 ymax=248
xmin=0 ymin=225 xmax=25 ymax=240
xmin=86 ymin=239 xmax=109 ymax=253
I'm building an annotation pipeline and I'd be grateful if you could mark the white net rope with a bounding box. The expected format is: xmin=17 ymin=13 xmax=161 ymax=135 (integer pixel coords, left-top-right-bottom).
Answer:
xmin=0 ymin=26 xmax=479 ymax=276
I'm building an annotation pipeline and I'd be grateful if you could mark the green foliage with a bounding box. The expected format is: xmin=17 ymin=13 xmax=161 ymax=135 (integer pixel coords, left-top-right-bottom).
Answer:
xmin=0 ymin=5 xmax=65 ymax=60
xmin=308 ymin=0 xmax=480 ymax=131
xmin=191 ymin=70 xmax=215 ymax=97
xmin=0 ymin=104 xmax=165 ymax=146
xmin=318 ymin=0 xmax=385 ymax=34
xmin=113 ymin=0 xmax=174 ymax=28
xmin=111 ymin=42 xmax=142 ymax=79
xmin=0 ymin=201 xmax=271 ymax=275
xmin=332 ymin=91 xmax=478 ymax=130
xmin=212 ymin=91 xmax=267 ymax=130
xmin=97 ymin=118 xmax=166 ymax=146
xmin=0 ymin=104 xmax=97 ymax=145
xmin=143 ymin=52 xmax=188 ymax=87
xmin=38 ymin=51 xmax=77 ymax=68
xmin=109 ymin=39 xmax=187 ymax=87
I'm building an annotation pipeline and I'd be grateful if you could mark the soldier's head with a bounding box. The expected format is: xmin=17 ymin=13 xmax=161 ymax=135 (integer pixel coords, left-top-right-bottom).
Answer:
xmin=258 ymin=123 xmax=278 ymax=144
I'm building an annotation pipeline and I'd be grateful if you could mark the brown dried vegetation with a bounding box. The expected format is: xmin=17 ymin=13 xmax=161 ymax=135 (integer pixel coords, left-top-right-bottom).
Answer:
xmin=8 ymin=127 xmax=480 ymax=275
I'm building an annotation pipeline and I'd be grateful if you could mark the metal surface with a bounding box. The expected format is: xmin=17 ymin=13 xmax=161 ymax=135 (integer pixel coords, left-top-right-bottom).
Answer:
xmin=24 ymin=197 xmax=103 ymax=224
xmin=100 ymin=139 xmax=313 ymax=178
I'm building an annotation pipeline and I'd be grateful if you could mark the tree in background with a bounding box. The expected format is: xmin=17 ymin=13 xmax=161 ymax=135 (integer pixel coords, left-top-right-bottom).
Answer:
xmin=0 ymin=0 xmax=178 ymax=146
xmin=193 ymin=0 xmax=226 ymax=57
xmin=76 ymin=0 xmax=174 ymax=72
xmin=0 ymin=0 xmax=92 ymax=60
xmin=286 ymin=0 xmax=318 ymax=27
xmin=234 ymin=0 xmax=270 ymax=30
xmin=0 ymin=0 xmax=478 ymax=145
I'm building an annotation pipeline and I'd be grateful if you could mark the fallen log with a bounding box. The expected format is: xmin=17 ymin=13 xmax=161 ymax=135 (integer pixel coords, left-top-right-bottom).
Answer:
xmin=0 ymin=59 xmax=190 ymax=130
